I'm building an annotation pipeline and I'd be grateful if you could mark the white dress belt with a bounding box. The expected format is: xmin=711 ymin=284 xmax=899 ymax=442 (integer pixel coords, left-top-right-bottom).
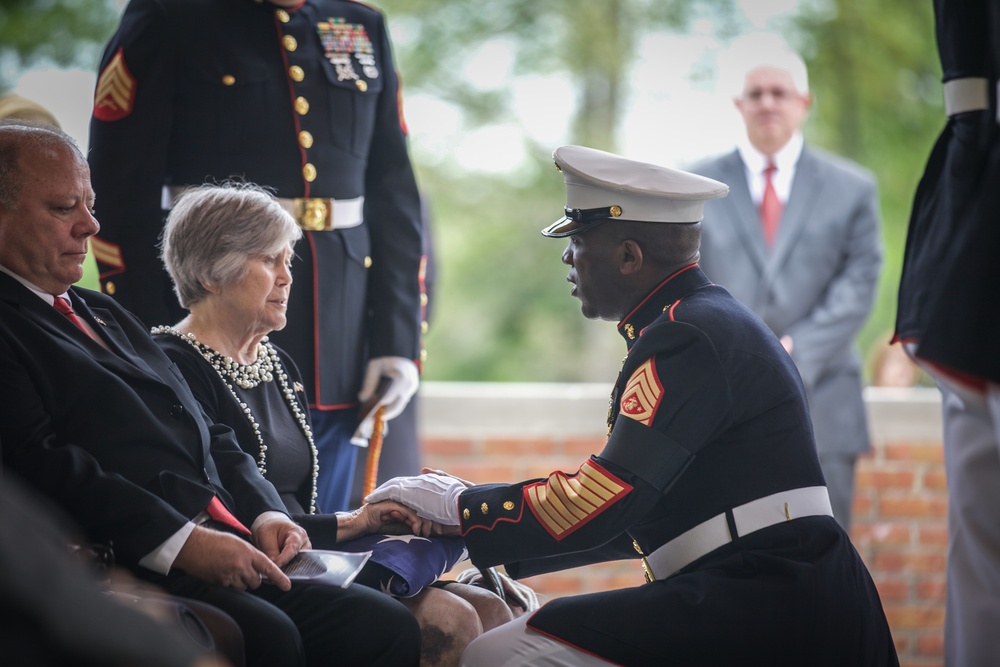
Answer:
xmin=274 ymin=195 xmax=364 ymax=231
xmin=641 ymin=485 xmax=833 ymax=581
xmin=162 ymin=186 xmax=364 ymax=231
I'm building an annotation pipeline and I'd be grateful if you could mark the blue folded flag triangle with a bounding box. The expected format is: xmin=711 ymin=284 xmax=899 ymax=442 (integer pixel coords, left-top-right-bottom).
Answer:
xmin=337 ymin=534 xmax=468 ymax=597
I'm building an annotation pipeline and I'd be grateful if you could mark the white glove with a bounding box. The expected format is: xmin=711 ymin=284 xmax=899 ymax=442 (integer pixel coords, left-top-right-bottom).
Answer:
xmin=364 ymin=473 xmax=464 ymax=525
xmin=351 ymin=357 xmax=419 ymax=445
xmin=359 ymin=356 xmax=419 ymax=421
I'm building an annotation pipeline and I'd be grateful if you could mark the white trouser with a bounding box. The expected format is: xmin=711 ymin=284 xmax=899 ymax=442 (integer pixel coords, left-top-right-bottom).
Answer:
xmin=460 ymin=614 xmax=616 ymax=667
xmin=936 ymin=377 xmax=1000 ymax=667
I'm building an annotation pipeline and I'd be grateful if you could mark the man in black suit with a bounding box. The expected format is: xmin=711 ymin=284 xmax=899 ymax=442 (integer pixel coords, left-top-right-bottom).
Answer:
xmin=0 ymin=468 xmax=228 ymax=667
xmin=0 ymin=120 xmax=420 ymax=667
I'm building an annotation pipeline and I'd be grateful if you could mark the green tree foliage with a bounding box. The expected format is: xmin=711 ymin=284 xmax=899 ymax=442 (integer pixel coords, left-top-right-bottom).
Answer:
xmin=381 ymin=0 xmax=744 ymax=382
xmin=383 ymin=0 xmax=942 ymax=383
xmin=0 ymin=1 xmax=942 ymax=384
xmin=0 ymin=0 xmax=117 ymax=90
xmin=382 ymin=0 xmax=737 ymax=151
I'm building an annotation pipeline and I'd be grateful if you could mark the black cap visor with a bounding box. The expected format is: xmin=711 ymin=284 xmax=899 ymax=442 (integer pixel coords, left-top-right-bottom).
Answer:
xmin=541 ymin=205 xmax=619 ymax=238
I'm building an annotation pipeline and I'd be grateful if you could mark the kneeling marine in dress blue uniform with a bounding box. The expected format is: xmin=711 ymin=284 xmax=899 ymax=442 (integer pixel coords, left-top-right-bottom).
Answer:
xmin=369 ymin=146 xmax=898 ymax=667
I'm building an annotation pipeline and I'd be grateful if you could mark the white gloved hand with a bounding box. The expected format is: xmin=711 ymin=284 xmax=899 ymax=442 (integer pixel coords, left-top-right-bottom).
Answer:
xmin=364 ymin=473 xmax=464 ymax=525
xmin=359 ymin=356 xmax=419 ymax=421
xmin=351 ymin=357 xmax=419 ymax=445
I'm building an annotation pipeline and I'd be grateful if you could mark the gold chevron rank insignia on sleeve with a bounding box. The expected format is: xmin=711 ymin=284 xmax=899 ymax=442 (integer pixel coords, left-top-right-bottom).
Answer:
xmin=525 ymin=459 xmax=632 ymax=539
xmin=620 ymin=358 xmax=663 ymax=426
xmin=93 ymin=48 xmax=136 ymax=122
xmin=89 ymin=236 xmax=124 ymax=272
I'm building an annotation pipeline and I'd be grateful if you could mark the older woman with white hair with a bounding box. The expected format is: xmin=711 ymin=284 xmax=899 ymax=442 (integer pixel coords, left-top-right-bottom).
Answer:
xmin=152 ymin=183 xmax=527 ymax=667
xmin=154 ymin=183 xmax=318 ymax=513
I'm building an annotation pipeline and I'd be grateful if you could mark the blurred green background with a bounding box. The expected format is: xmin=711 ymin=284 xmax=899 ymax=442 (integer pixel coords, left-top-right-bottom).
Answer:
xmin=1 ymin=0 xmax=941 ymax=384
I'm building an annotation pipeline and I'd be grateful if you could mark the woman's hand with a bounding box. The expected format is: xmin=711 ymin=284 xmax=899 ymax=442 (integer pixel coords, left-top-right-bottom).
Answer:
xmin=336 ymin=500 xmax=460 ymax=541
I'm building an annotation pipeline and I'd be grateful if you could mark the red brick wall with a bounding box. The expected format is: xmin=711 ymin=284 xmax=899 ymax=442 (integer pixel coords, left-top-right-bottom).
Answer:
xmin=420 ymin=383 xmax=947 ymax=666
xmin=852 ymin=391 xmax=948 ymax=667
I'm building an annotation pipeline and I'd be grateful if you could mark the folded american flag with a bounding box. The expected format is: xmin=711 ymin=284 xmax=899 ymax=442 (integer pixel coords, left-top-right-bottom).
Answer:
xmin=337 ymin=534 xmax=468 ymax=598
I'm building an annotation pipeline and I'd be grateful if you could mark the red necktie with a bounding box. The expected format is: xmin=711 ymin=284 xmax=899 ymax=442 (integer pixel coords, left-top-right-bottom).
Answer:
xmin=760 ymin=162 xmax=782 ymax=246
xmin=206 ymin=496 xmax=252 ymax=536
xmin=54 ymin=296 xmax=96 ymax=340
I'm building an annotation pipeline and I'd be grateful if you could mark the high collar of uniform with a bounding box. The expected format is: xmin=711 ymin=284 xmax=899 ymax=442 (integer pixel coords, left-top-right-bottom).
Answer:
xmin=617 ymin=264 xmax=710 ymax=348
xmin=260 ymin=0 xmax=306 ymax=13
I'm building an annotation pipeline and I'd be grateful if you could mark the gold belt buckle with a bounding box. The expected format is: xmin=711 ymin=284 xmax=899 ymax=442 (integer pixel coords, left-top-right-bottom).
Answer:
xmin=294 ymin=198 xmax=333 ymax=231
xmin=633 ymin=539 xmax=655 ymax=583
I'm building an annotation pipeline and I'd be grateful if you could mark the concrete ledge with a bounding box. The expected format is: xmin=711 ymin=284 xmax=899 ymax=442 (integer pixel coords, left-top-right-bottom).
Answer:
xmin=420 ymin=382 xmax=944 ymax=441
xmin=420 ymin=382 xmax=611 ymax=437
xmin=863 ymin=386 xmax=943 ymax=442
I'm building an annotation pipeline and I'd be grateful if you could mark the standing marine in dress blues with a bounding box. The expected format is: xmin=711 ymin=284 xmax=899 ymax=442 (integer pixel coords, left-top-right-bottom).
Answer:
xmin=88 ymin=0 xmax=424 ymax=513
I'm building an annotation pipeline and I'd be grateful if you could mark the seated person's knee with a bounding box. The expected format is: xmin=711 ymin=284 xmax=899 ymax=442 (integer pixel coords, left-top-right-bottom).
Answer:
xmin=403 ymin=587 xmax=483 ymax=667
xmin=440 ymin=583 xmax=515 ymax=632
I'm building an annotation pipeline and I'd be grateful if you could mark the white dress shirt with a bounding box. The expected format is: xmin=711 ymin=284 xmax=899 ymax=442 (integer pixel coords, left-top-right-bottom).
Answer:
xmin=737 ymin=132 xmax=804 ymax=208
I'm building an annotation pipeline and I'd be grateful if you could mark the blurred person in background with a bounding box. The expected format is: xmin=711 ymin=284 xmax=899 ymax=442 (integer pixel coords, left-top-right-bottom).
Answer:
xmin=867 ymin=334 xmax=922 ymax=389
xmin=692 ymin=35 xmax=883 ymax=531
xmin=0 ymin=92 xmax=60 ymax=128
xmin=1 ymin=461 xmax=233 ymax=667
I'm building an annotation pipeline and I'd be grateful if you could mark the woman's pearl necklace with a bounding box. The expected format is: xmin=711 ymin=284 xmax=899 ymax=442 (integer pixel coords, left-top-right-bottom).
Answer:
xmin=152 ymin=326 xmax=319 ymax=514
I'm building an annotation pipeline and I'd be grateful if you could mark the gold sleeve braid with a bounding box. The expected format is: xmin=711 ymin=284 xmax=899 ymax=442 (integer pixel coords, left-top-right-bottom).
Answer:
xmin=525 ymin=459 xmax=632 ymax=539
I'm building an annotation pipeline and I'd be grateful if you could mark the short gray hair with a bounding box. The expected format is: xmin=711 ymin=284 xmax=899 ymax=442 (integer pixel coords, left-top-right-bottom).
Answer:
xmin=718 ymin=33 xmax=809 ymax=98
xmin=603 ymin=219 xmax=702 ymax=268
xmin=161 ymin=182 xmax=302 ymax=308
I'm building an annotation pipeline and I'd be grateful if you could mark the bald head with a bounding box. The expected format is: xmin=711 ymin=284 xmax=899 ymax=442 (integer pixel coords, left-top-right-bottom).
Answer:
xmin=0 ymin=120 xmax=84 ymax=211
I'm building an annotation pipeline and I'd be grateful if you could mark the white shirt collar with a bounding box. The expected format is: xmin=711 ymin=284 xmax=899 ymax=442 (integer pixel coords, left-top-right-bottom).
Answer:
xmin=737 ymin=132 xmax=804 ymax=174
xmin=737 ymin=133 xmax=804 ymax=204
xmin=0 ymin=263 xmax=64 ymax=306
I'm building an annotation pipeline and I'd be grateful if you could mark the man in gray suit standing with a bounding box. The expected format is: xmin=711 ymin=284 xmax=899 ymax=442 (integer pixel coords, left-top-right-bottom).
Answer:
xmin=692 ymin=37 xmax=883 ymax=531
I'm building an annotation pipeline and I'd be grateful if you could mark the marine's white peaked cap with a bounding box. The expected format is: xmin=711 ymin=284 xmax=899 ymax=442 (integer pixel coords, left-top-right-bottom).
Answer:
xmin=542 ymin=145 xmax=729 ymax=237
